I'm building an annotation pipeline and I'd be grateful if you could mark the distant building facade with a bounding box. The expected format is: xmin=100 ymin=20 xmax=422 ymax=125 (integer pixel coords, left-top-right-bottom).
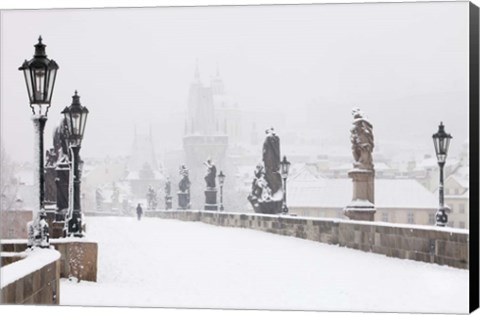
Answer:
xmin=287 ymin=165 xmax=439 ymax=226
xmin=443 ymin=165 xmax=469 ymax=229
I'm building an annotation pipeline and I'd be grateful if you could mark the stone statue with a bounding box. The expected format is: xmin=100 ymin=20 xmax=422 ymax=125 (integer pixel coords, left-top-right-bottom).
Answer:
xmin=178 ymin=165 xmax=190 ymax=193
xmin=344 ymin=108 xmax=376 ymax=221
xmin=146 ymin=185 xmax=157 ymax=210
xmin=45 ymin=148 xmax=57 ymax=167
xmin=262 ymin=128 xmax=282 ymax=194
xmin=248 ymin=164 xmax=265 ymax=209
xmin=53 ymin=118 xmax=69 ymax=160
xmin=95 ymin=188 xmax=104 ymax=210
xmin=178 ymin=165 xmax=191 ymax=210
xmin=165 ymin=176 xmax=172 ymax=210
xmin=111 ymin=183 xmax=120 ymax=208
xmin=247 ymin=128 xmax=283 ymax=214
xmin=165 ymin=177 xmax=171 ymax=196
xmin=204 ymin=159 xmax=217 ymax=189
xmin=350 ymin=108 xmax=374 ymax=170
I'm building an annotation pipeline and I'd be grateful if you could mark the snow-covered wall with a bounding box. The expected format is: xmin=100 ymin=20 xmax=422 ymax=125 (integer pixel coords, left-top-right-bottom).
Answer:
xmin=1 ymin=248 xmax=60 ymax=304
xmin=1 ymin=239 xmax=98 ymax=282
xmin=145 ymin=210 xmax=469 ymax=269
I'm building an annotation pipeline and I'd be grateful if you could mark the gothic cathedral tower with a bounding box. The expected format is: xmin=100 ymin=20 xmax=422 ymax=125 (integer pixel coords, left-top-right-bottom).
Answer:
xmin=183 ymin=62 xmax=228 ymax=209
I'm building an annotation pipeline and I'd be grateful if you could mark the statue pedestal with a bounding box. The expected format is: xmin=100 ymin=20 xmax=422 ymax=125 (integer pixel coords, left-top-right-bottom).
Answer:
xmin=204 ymin=189 xmax=218 ymax=211
xmin=177 ymin=192 xmax=190 ymax=210
xmin=344 ymin=169 xmax=376 ymax=221
xmin=256 ymin=200 xmax=283 ymax=214
xmin=165 ymin=196 xmax=172 ymax=210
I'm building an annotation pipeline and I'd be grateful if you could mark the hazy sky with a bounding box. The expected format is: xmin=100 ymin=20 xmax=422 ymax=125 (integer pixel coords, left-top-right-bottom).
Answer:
xmin=0 ymin=2 xmax=470 ymax=162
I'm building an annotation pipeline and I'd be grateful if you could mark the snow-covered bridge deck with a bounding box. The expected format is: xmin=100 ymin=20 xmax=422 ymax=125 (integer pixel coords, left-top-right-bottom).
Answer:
xmin=61 ymin=216 xmax=468 ymax=313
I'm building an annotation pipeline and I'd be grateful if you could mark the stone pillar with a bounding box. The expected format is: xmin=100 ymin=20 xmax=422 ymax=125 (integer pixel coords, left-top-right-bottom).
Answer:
xmin=165 ymin=195 xmax=172 ymax=210
xmin=177 ymin=192 xmax=190 ymax=210
xmin=55 ymin=158 xmax=70 ymax=221
xmin=344 ymin=169 xmax=376 ymax=221
xmin=204 ymin=189 xmax=218 ymax=211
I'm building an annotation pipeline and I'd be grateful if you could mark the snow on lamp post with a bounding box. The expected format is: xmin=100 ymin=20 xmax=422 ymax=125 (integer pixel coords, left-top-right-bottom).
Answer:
xmin=61 ymin=91 xmax=89 ymax=237
xmin=218 ymin=171 xmax=225 ymax=211
xmin=280 ymin=155 xmax=291 ymax=214
xmin=432 ymin=122 xmax=452 ymax=227
xmin=19 ymin=36 xmax=59 ymax=248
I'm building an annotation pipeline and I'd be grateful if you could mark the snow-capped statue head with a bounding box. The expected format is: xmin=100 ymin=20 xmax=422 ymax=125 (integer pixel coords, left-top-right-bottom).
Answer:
xmin=352 ymin=107 xmax=363 ymax=119
xmin=265 ymin=127 xmax=275 ymax=136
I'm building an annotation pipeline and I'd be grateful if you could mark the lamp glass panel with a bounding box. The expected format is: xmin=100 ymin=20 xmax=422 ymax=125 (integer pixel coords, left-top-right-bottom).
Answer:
xmin=72 ymin=112 xmax=81 ymax=136
xmin=46 ymin=68 xmax=57 ymax=103
xmin=439 ymin=138 xmax=446 ymax=154
xmin=23 ymin=69 xmax=33 ymax=102
xmin=80 ymin=112 xmax=88 ymax=139
xmin=444 ymin=138 xmax=451 ymax=155
xmin=33 ymin=67 xmax=46 ymax=102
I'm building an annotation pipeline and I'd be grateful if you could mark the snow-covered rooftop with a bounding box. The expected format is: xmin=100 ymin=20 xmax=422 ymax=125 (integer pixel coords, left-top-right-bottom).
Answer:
xmin=288 ymin=167 xmax=437 ymax=209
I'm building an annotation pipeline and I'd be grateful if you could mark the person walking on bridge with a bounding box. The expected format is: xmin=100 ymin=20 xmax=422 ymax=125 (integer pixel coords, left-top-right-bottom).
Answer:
xmin=136 ymin=203 xmax=143 ymax=221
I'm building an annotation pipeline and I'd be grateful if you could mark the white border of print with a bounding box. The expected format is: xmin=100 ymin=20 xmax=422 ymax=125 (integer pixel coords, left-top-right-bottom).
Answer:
xmin=0 ymin=1 xmax=477 ymax=315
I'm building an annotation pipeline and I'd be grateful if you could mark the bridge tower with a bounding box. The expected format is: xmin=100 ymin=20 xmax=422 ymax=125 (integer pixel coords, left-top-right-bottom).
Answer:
xmin=183 ymin=62 xmax=228 ymax=210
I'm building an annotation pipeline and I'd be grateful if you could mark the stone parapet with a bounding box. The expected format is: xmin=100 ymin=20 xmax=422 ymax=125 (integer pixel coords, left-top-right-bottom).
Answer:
xmin=1 ymin=248 xmax=60 ymax=304
xmin=1 ymin=239 xmax=98 ymax=282
xmin=145 ymin=210 xmax=469 ymax=269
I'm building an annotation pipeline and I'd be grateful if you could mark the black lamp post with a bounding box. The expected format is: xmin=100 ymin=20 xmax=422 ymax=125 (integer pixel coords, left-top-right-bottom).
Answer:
xmin=432 ymin=122 xmax=452 ymax=227
xmin=218 ymin=171 xmax=225 ymax=211
xmin=280 ymin=156 xmax=291 ymax=214
xmin=61 ymin=91 xmax=89 ymax=236
xmin=19 ymin=36 xmax=59 ymax=248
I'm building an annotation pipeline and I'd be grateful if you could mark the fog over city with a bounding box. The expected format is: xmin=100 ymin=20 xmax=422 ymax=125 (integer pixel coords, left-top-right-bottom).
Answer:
xmin=1 ymin=2 xmax=469 ymax=163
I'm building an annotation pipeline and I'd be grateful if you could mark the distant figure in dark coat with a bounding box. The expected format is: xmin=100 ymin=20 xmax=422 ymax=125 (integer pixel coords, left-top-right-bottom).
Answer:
xmin=136 ymin=203 xmax=143 ymax=221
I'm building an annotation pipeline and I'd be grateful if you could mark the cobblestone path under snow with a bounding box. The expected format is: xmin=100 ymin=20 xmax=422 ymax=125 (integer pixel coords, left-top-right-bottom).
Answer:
xmin=60 ymin=216 xmax=469 ymax=313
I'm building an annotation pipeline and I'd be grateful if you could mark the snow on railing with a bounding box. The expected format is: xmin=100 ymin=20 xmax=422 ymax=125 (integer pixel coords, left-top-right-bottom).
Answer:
xmin=1 ymin=248 xmax=60 ymax=289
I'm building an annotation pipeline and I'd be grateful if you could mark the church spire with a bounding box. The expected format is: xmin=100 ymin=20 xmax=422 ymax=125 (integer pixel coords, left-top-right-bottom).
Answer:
xmin=211 ymin=63 xmax=225 ymax=95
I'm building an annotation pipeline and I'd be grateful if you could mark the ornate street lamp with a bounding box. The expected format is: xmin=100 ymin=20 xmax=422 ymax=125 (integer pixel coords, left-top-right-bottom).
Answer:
xmin=218 ymin=171 xmax=226 ymax=211
xmin=19 ymin=36 xmax=59 ymax=248
xmin=280 ymin=155 xmax=291 ymax=214
xmin=432 ymin=122 xmax=452 ymax=227
xmin=61 ymin=91 xmax=89 ymax=236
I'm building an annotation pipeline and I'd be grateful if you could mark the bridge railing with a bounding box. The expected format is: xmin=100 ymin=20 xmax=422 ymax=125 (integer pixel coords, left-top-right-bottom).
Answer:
xmin=1 ymin=248 xmax=60 ymax=304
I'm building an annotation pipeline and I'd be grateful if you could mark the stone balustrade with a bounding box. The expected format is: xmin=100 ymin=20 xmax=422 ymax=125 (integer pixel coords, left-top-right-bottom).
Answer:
xmin=1 ymin=248 xmax=60 ymax=304
xmin=1 ymin=239 xmax=98 ymax=282
xmin=145 ymin=210 xmax=469 ymax=269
